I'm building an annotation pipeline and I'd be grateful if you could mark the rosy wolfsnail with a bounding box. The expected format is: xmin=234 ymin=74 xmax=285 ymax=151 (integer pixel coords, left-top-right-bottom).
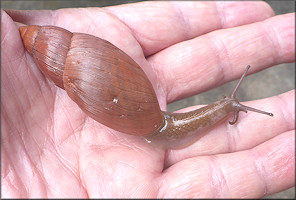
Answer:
xmin=19 ymin=25 xmax=273 ymax=149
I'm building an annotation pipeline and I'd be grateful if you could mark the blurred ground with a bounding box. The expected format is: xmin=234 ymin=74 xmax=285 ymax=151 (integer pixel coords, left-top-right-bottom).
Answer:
xmin=1 ymin=0 xmax=295 ymax=198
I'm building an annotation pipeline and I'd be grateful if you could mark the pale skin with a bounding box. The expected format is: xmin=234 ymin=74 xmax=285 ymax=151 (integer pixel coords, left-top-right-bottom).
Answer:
xmin=1 ymin=1 xmax=295 ymax=198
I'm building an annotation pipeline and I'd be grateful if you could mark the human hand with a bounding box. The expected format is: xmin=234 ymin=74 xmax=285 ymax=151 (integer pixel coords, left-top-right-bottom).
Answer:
xmin=2 ymin=1 xmax=294 ymax=198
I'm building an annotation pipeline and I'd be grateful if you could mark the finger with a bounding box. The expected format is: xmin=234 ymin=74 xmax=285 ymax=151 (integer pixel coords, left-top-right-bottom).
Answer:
xmin=149 ymin=13 xmax=295 ymax=103
xmin=3 ymin=9 xmax=54 ymax=25
xmin=165 ymin=90 xmax=294 ymax=167
xmin=105 ymin=1 xmax=274 ymax=55
xmin=6 ymin=1 xmax=274 ymax=56
xmin=159 ymin=130 xmax=294 ymax=198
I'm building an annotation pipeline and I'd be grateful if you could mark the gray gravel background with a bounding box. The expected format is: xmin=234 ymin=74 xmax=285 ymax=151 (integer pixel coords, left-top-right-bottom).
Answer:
xmin=1 ymin=0 xmax=295 ymax=199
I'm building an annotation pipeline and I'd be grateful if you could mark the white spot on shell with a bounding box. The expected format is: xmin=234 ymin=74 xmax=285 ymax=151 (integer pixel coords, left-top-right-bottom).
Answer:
xmin=119 ymin=115 xmax=125 ymax=118
xmin=137 ymin=104 xmax=144 ymax=111
xmin=104 ymin=107 xmax=111 ymax=111
xmin=113 ymin=97 xmax=118 ymax=104
xmin=143 ymin=138 xmax=151 ymax=143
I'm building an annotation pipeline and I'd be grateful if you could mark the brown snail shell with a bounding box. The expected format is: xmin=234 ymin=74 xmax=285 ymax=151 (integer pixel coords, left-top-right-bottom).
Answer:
xmin=20 ymin=25 xmax=164 ymax=136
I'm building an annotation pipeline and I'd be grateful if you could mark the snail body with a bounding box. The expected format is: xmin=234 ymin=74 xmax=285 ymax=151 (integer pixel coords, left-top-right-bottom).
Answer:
xmin=19 ymin=25 xmax=273 ymax=149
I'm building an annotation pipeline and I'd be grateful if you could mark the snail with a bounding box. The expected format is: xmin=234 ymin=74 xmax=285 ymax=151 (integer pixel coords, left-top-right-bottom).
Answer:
xmin=19 ymin=25 xmax=273 ymax=149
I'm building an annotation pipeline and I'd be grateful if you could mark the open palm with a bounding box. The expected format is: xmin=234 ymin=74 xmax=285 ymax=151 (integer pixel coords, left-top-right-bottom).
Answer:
xmin=2 ymin=1 xmax=295 ymax=198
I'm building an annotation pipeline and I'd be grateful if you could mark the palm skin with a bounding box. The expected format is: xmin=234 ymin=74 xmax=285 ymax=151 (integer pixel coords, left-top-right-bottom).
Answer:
xmin=1 ymin=1 xmax=295 ymax=198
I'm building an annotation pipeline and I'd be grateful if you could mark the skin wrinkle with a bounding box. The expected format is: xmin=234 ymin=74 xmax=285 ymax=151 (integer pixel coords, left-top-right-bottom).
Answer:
xmin=38 ymin=141 xmax=79 ymax=197
xmin=78 ymin=9 xmax=94 ymax=33
xmin=171 ymin=2 xmax=190 ymax=41
xmin=114 ymin=159 xmax=138 ymax=171
xmin=105 ymin=142 xmax=158 ymax=174
xmin=167 ymin=45 xmax=200 ymax=101
xmin=2 ymin=62 xmax=17 ymax=90
xmin=1 ymin=72 xmax=18 ymax=128
xmin=54 ymin=9 xmax=80 ymax=29
xmin=275 ymin=94 xmax=294 ymax=131
xmin=209 ymin=155 xmax=229 ymax=198
xmin=47 ymin=9 xmax=57 ymax=26
xmin=214 ymin=2 xmax=226 ymax=28
xmin=4 ymin=74 xmax=26 ymax=131
xmin=82 ymin=8 xmax=103 ymax=33
xmin=77 ymin=131 xmax=91 ymax=198
xmin=14 ymin=102 xmax=48 ymax=189
xmin=2 ymin=109 xmax=23 ymax=145
xmin=105 ymin=5 xmax=171 ymax=51
xmin=14 ymin=131 xmax=37 ymax=195
xmin=265 ymin=18 xmax=282 ymax=63
xmin=1 ymin=26 xmax=10 ymax=46
xmin=155 ymin=172 xmax=165 ymax=198
xmin=205 ymin=33 xmax=227 ymax=86
xmin=180 ymin=181 xmax=195 ymax=197
xmin=29 ymin=144 xmax=49 ymax=196
xmin=247 ymin=23 xmax=277 ymax=68
xmin=51 ymin=146 xmax=82 ymax=185
xmin=159 ymin=160 xmax=202 ymax=197
xmin=22 ymin=56 xmax=56 ymax=126
xmin=53 ymin=136 xmax=77 ymax=173
xmin=2 ymin=146 xmax=28 ymax=197
xmin=78 ymin=9 xmax=96 ymax=31
xmin=267 ymin=146 xmax=288 ymax=179
xmin=55 ymin=99 xmax=78 ymax=144
xmin=227 ymin=109 xmax=247 ymax=153
xmin=36 ymin=94 xmax=54 ymax=133
xmin=226 ymin=115 xmax=237 ymax=153
xmin=53 ymin=10 xmax=72 ymax=27
xmin=84 ymin=150 xmax=110 ymax=195
xmin=124 ymin=142 xmax=153 ymax=158
xmin=26 ymin=159 xmax=38 ymax=196
xmin=28 ymin=143 xmax=50 ymax=197
xmin=163 ymin=149 xmax=170 ymax=172
xmin=251 ymin=149 xmax=269 ymax=196
xmin=53 ymin=89 xmax=86 ymax=140
xmin=76 ymin=162 xmax=88 ymax=198
xmin=146 ymin=59 xmax=170 ymax=106
xmin=5 ymin=49 xmax=23 ymax=69
xmin=51 ymin=95 xmax=88 ymax=183
xmin=28 ymin=127 xmax=45 ymax=163
xmin=19 ymin=66 xmax=36 ymax=116
xmin=3 ymin=171 xmax=20 ymax=197
xmin=107 ymin=137 xmax=151 ymax=160
xmin=70 ymin=120 xmax=86 ymax=145
xmin=128 ymin=20 xmax=166 ymax=43
xmin=22 ymin=96 xmax=47 ymax=133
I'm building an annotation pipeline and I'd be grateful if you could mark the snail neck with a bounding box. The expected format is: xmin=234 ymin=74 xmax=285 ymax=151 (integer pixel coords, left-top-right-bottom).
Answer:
xmin=144 ymin=98 xmax=235 ymax=149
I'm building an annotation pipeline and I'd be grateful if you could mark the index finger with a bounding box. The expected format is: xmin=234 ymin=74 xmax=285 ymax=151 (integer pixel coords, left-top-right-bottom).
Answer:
xmin=6 ymin=1 xmax=274 ymax=56
xmin=105 ymin=1 xmax=274 ymax=55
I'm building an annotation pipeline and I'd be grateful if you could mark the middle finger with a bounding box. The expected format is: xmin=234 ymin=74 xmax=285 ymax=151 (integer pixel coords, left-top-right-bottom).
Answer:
xmin=149 ymin=13 xmax=294 ymax=104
